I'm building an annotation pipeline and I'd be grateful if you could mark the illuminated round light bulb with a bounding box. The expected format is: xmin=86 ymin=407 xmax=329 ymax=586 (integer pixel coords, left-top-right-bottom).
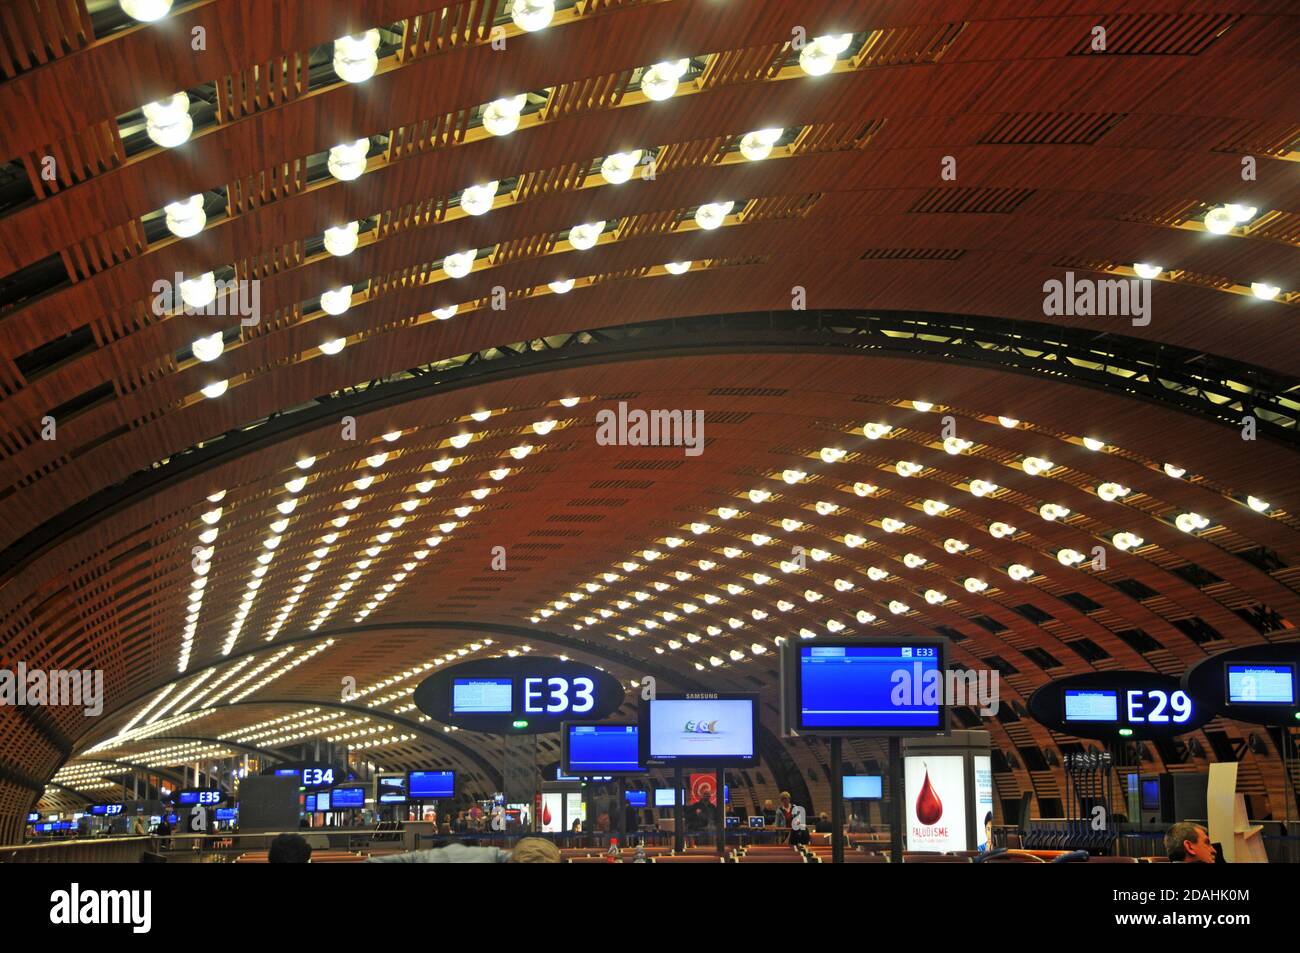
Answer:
xmin=1175 ymin=512 xmax=1210 ymax=533
xmin=989 ymin=522 xmax=1016 ymax=539
xmin=834 ymin=578 xmax=853 ymax=592
xmin=1007 ymin=564 xmax=1034 ymax=581
xmin=121 ymin=0 xmax=173 ymax=21
xmin=1133 ymin=262 xmax=1162 ymax=280
xmin=749 ymin=490 xmax=771 ymax=504
xmin=143 ymin=92 xmax=192 ymax=148
xmin=296 ymin=456 xmax=316 ymax=470
xmin=816 ymin=501 xmax=837 ymax=516
xmin=826 ymin=620 xmax=845 ymax=633
xmin=896 ymin=461 xmax=922 ymax=477
xmin=448 ymin=433 xmax=472 ymax=449
xmin=1203 ymin=205 xmax=1236 ymax=234
xmin=881 ymin=518 xmax=906 ymax=533
xmin=691 ymin=522 xmax=710 ymax=535
xmin=782 ymin=518 xmax=803 ymax=531
xmin=922 ymin=499 xmax=949 ymax=516
xmin=191 ymin=333 xmax=223 ymax=362
xmin=782 ymin=469 xmax=807 ymax=484
xmin=718 ymin=506 xmax=738 ymax=519
xmin=739 ymin=128 xmax=783 ymax=161
xmin=1039 ymin=503 xmax=1070 ymax=521
xmin=903 ymin=554 xmax=926 ymax=569
xmin=1057 ymin=549 xmax=1085 ymax=567
xmin=751 ymin=643 xmax=768 ymax=655
xmin=201 ymin=508 xmax=222 ymax=525
xmin=600 ymin=150 xmax=642 ymax=185
xmin=844 ymin=533 xmax=864 ymax=548
xmin=1097 ymin=482 xmax=1130 ymax=502
xmin=1247 ymin=496 xmax=1270 ymax=513
xmin=656 ymin=260 xmax=692 ymax=277
xmin=459 ymin=181 xmax=498 ymax=216
xmin=854 ymin=482 xmax=877 ymax=497
xmin=511 ymin=0 xmax=555 ymax=32
xmin=483 ymin=94 xmax=528 ymax=136
xmin=969 ymin=479 xmax=998 ymax=498
xmin=856 ymin=610 xmax=877 ymax=625
xmin=867 ymin=567 xmax=888 ymax=582
xmin=665 ymin=537 xmax=683 ymax=548
xmin=433 ymin=304 xmax=458 ymax=320
xmin=925 ymin=589 xmax=947 ymax=605
xmin=165 ymin=195 xmax=206 ymax=238
xmin=799 ymin=33 xmax=853 ymax=76
xmin=333 ymin=30 xmax=381 ymax=83
xmin=548 ymin=278 xmax=575 ymax=294
xmin=1163 ymin=464 xmax=1186 ymax=479
xmin=509 ymin=445 xmax=532 ymax=460
xmin=804 ymin=590 xmax=822 ymax=603
xmin=532 ymin=419 xmax=556 ymax=435
xmin=820 ymin=447 xmax=846 ymax=463
xmin=943 ymin=437 xmax=972 ymax=455
xmin=751 ymin=533 xmax=771 ymax=546
xmin=568 ymin=221 xmax=605 ymax=250
xmin=694 ymin=201 xmax=733 ymax=230
xmin=177 ymin=272 xmax=217 ymax=311
xmin=1112 ymin=531 xmax=1144 ymax=551
xmin=810 ymin=548 xmax=830 ymax=562
xmin=1023 ymin=456 xmax=1053 ymax=476
xmin=944 ymin=538 xmax=968 ymax=554
xmin=200 ymin=380 xmax=228 ymax=399
xmin=641 ymin=59 xmax=690 ymax=101
xmin=863 ymin=422 xmax=893 ymax=439
xmin=327 ymin=139 xmax=369 ymax=181
xmin=324 ymin=222 xmax=360 ymax=257
xmin=320 ymin=285 xmax=353 ymax=315
xmin=888 ymin=600 xmax=910 ymax=615
xmin=320 ymin=337 xmax=346 ymax=355
xmin=443 ymin=249 xmax=477 ymax=278
xmin=964 ymin=577 xmax=987 ymax=593
xmin=276 ymin=499 xmax=296 ymax=516
xmin=1226 ymin=204 xmax=1257 ymax=224
xmin=1250 ymin=282 xmax=1280 ymax=301
xmin=997 ymin=416 xmax=1020 ymax=428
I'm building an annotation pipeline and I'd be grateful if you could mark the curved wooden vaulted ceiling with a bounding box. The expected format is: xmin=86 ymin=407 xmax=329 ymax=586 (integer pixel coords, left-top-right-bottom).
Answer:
xmin=0 ymin=0 xmax=1297 ymax=839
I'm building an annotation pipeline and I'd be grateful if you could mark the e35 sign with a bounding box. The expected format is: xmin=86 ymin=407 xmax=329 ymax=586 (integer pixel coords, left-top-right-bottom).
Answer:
xmin=413 ymin=655 xmax=624 ymax=733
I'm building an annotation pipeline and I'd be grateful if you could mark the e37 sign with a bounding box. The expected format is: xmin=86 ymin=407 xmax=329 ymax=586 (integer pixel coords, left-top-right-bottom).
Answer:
xmin=413 ymin=655 xmax=624 ymax=733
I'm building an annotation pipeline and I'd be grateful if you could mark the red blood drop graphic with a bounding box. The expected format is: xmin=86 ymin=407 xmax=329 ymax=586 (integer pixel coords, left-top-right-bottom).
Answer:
xmin=915 ymin=767 xmax=943 ymax=825
xmin=542 ymin=803 xmax=552 ymax=825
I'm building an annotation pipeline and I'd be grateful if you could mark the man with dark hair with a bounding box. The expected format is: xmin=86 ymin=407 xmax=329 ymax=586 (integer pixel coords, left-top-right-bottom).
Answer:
xmin=1165 ymin=822 xmax=1217 ymax=863
xmin=268 ymin=832 xmax=313 ymax=863
xmin=979 ymin=811 xmax=994 ymax=852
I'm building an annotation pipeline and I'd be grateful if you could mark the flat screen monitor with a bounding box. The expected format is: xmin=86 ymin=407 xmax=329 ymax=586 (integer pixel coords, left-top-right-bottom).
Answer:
xmin=1140 ymin=779 xmax=1161 ymax=812
xmin=1064 ymin=689 xmax=1120 ymax=722
xmin=274 ymin=768 xmax=299 ymax=778
xmin=796 ymin=642 xmax=944 ymax=732
xmin=562 ymin=723 xmax=643 ymax=774
xmin=748 ymin=816 xmax=765 ymax=828
xmin=843 ymin=775 xmax=883 ymax=799
xmin=452 ymin=677 xmax=513 ymax=713
xmin=408 ymin=770 xmax=455 ymax=799
xmin=653 ymin=788 xmax=678 ymax=808
xmin=90 ymin=805 xmax=108 ymax=815
xmin=376 ymin=775 xmax=408 ymax=804
xmin=624 ymin=790 xmax=648 ymax=807
xmin=1226 ymin=663 xmax=1296 ymax=705
xmin=331 ymin=786 xmax=366 ymax=809
xmin=641 ymin=693 xmax=758 ymax=766
xmin=726 ymin=815 xmax=739 ymax=829
xmin=315 ymin=791 xmax=331 ymax=812
xmin=215 ymin=808 xmax=237 ymax=821
xmin=304 ymin=794 xmax=316 ymax=813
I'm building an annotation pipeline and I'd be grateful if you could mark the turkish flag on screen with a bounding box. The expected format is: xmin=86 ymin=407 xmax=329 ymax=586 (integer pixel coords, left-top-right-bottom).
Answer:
xmin=689 ymin=773 xmax=718 ymax=805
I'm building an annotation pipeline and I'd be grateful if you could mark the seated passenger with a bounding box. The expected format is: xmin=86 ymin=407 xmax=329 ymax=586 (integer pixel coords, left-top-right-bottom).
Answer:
xmin=268 ymin=833 xmax=312 ymax=864
xmin=1165 ymin=821 xmax=1217 ymax=863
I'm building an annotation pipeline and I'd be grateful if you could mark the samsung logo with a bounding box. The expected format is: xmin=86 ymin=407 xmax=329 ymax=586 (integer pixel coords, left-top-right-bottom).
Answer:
xmin=49 ymin=884 xmax=151 ymax=933
xmin=683 ymin=693 xmax=719 ymax=699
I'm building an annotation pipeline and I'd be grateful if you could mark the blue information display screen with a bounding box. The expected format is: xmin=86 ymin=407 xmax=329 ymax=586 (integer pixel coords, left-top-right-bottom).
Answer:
xmin=215 ymin=808 xmax=238 ymax=821
xmin=408 ymin=770 xmax=455 ymax=799
xmin=453 ymin=678 xmax=513 ymax=713
xmin=1227 ymin=664 xmax=1295 ymax=704
xmin=843 ymin=775 xmax=883 ymax=799
xmin=331 ymin=786 xmax=365 ymax=809
xmin=1065 ymin=689 xmax=1120 ymax=722
xmin=304 ymin=794 xmax=316 ymax=812
xmin=799 ymin=645 xmax=942 ymax=729
xmin=625 ymin=791 xmax=647 ymax=807
xmin=566 ymin=724 xmax=642 ymax=773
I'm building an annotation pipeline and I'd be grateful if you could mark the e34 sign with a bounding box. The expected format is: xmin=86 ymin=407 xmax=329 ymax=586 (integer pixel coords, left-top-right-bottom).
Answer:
xmin=413 ymin=655 xmax=625 ymax=733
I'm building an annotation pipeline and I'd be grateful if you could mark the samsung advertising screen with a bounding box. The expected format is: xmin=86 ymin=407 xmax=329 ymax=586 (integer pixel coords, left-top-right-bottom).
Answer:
xmin=625 ymin=791 xmax=648 ymax=808
xmin=842 ymin=776 xmax=883 ymax=799
xmin=376 ymin=775 xmax=408 ymax=804
xmin=1226 ymin=663 xmax=1295 ymax=705
xmin=641 ymin=693 xmax=758 ymax=766
xmin=331 ymin=786 xmax=366 ymax=809
xmin=562 ymin=723 xmax=643 ymax=774
xmin=904 ymin=756 xmax=967 ymax=852
xmin=408 ymin=770 xmax=455 ymax=799
xmin=791 ymin=640 xmax=947 ymax=735
xmin=452 ymin=677 xmax=514 ymax=713
xmin=1064 ymin=689 xmax=1120 ymax=722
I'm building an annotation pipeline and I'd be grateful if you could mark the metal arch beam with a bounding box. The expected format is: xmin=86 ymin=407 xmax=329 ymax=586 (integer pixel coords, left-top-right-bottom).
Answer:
xmin=4 ymin=308 xmax=1295 ymax=583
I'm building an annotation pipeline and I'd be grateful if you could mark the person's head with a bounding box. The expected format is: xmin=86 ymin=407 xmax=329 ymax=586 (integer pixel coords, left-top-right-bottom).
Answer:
xmin=1165 ymin=822 xmax=1216 ymax=863
xmin=779 ymin=791 xmax=791 ymax=808
xmin=509 ymin=837 xmax=562 ymax=863
xmin=983 ymin=811 xmax=994 ymax=845
xmin=763 ymin=799 xmax=774 ymax=811
xmin=268 ymin=833 xmax=312 ymax=864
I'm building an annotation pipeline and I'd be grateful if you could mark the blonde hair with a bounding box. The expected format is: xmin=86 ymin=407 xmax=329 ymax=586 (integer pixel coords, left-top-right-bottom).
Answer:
xmin=508 ymin=837 xmax=562 ymax=864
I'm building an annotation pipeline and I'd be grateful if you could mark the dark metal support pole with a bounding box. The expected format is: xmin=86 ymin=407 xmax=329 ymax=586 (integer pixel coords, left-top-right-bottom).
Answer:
xmin=716 ymin=766 xmax=725 ymax=857
xmin=831 ymin=736 xmax=844 ymax=864
xmin=673 ymin=767 xmax=684 ymax=853
xmin=889 ymin=737 xmax=904 ymax=863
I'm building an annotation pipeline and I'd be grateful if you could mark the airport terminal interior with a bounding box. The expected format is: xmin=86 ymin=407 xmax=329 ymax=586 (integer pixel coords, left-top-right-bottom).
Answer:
xmin=0 ymin=0 xmax=1297 ymax=871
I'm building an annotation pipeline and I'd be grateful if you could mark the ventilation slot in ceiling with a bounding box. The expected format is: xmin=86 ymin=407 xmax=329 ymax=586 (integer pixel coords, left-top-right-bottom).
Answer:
xmin=978 ymin=112 xmax=1127 ymax=145
xmin=908 ymin=187 xmax=1036 ymax=215
xmin=1067 ymin=13 xmax=1240 ymax=55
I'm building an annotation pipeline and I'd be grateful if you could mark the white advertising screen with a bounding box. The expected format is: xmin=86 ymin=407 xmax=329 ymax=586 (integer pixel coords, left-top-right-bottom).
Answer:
xmin=974 ymin=755 xmax=993 ymax=851
xmin=647 ymin=697 xmax=754 ymax=760
xmin=904 ymin=755 xmax=967 ymax=853
xmin=540 ymin=792 xmax=564 ymax=833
